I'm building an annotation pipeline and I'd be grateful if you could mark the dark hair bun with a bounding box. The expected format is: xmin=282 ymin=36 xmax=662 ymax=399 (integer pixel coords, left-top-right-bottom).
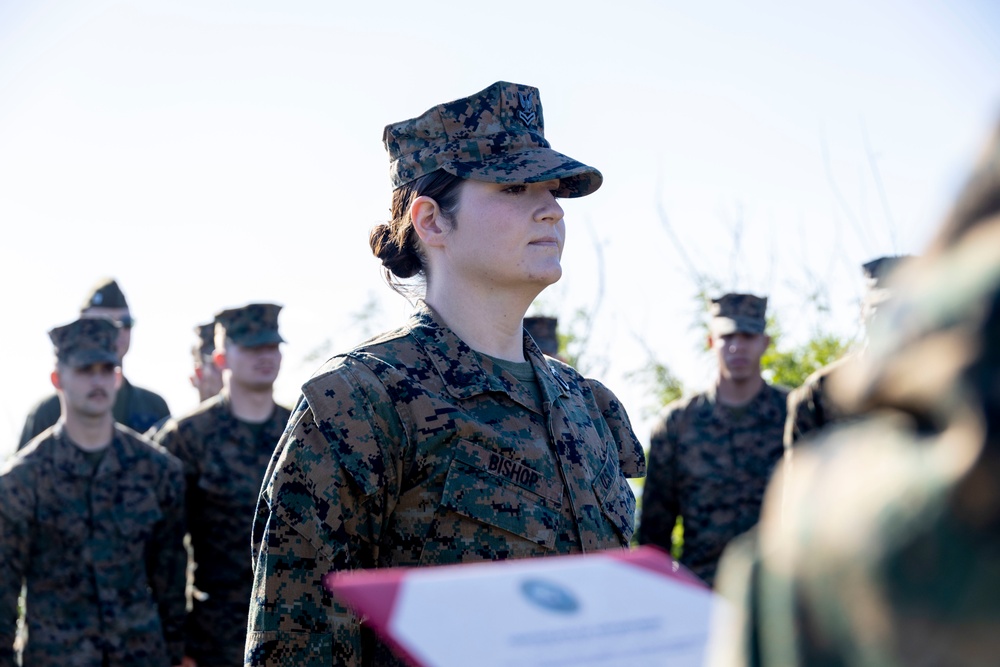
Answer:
xmin=369 ymin=224 xmax=422 ymax=279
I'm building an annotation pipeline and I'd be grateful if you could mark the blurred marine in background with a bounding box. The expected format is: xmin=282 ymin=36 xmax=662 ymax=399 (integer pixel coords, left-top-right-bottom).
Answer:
xmin=155 ymin=303 xmax=291 ymax=667
xmin=783 ymin=254 xmax=911 ymax=449
xmin=18 ymin=278 xmax=170 ymax=448
xmin=639 ymin=293 xmax=787 ymax=585
xmin=0 ymin=317 xmax=186 ymax=666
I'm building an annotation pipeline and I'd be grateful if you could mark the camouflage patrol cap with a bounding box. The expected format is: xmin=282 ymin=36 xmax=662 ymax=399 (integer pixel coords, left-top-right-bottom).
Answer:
xmin=195 ymin=321 xmax=216 ymax=357
xmin=215 ymin=303 xmax=284 ymax=347
xmin=524 ymin=316 xmax=559 ymax=356
xmin=80 ymin=277 xmax=129 ymax=311
xmin=710 ymin=293 xmax=768 ymax=335
xmin=383 ymin=81 xmax=603 ymax=198
xmin=862 ymin=255 xmax=912 ymax=306
xmin=48 ymin=317 xmax=120 ymax=368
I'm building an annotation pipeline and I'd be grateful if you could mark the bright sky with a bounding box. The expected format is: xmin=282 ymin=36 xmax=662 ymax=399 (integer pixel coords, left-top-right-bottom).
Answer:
xmin=2 ymin=0 xmax=999 ymax=459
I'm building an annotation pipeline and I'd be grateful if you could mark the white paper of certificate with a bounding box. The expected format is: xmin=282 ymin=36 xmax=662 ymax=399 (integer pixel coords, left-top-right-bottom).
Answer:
xmin=326 ymin=547 xmax=724 ymax=667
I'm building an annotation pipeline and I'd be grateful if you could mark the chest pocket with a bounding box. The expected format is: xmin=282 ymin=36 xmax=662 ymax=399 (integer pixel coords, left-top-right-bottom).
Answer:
xmin=592 ymin=441 xmax=637 ymax=543
xmin=440 ymin=440 xmax=563 ymax=550
xmin=35 ymin=470 xmax=97 ymax=545
xmin=114 ymin=483 xmax=163 ymax=539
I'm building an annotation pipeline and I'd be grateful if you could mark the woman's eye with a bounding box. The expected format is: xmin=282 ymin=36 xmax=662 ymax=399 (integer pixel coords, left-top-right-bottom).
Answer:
xmin=502 ymin=185 xmax=527 ymax=195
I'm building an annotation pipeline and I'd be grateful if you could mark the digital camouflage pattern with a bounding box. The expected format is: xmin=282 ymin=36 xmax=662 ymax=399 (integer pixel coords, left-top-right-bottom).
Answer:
xmin=215 ymin=303 xmax=285 ymax=348
xmin=246 ymin=305 xmax=643 ymax=666
xmin=711 ymin=126 xmax=1000 ymax=665
xmin=48 ymin=317 xmax=120 ymax=367
xmin=709 ymin=293 xmax=768 ymax=336
xmin=782 ymin=356 xmax=850 ymax=448
xmin=383 ymin=81 xmax=602 ymax=198
xmin=638 ymin=382 xmax=788 ymax=585
xmin=0 ymin=423 xmax=186 ymax=666
xmin=18 ymin=378 xmax=171 ymax=449
xmin=155 ymin=393 xmax=291 ymax=667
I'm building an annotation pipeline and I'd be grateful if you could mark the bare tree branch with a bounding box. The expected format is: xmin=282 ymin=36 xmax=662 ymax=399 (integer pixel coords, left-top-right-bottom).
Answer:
xmin=861 ymin=117 xmax=899 ymax=253
xmin=821 ymin=128 xmax=874 ymax=256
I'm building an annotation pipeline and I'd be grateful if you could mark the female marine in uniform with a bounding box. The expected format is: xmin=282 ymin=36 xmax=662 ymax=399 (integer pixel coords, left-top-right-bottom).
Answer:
xmin=245 ymin=81 xmax=645 ymax=667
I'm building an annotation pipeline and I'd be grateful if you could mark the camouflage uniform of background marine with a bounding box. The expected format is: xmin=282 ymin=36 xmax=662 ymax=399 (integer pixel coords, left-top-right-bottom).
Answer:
xmin=710 ymin=122 xmax=1000 ymax=666
xmin=783 ymin=255 xmax=908 ymax=449
xmin=245 ymin=82 xmax=644 ymax=667
xmin=155 ymin=305 xmax=290 ymax=667
xmin=638 ymin=294 xmax=787 ymax=586
xmin=19 ymin=278 xmax=170 ymax=448
xmin=0 ymin=318 xmax=186 ymax=667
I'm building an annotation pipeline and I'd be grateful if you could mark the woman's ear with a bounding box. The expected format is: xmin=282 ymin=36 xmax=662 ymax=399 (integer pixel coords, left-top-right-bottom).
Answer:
xmin=411 ymin=196 xmax=448 ymax=248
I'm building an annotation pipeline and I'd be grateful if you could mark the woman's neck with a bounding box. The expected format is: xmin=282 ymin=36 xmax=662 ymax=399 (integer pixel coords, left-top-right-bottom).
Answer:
xmin=424 ymin=284 xmax=539 ymax=362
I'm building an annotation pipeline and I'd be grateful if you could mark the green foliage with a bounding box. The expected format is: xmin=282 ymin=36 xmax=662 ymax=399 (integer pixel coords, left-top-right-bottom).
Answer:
xmin=671 ymin=517 xmax=684 ymax=561
xmin=625 ymin=357 xmax=685 ymax=419
xmin=762 ymin=316 xmax=853 ymax=388
xmin=556 ymin=307 xmax=591 ymax=371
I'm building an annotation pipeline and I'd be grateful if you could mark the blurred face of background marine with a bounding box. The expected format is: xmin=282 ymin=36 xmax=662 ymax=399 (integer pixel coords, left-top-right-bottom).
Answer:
xmin=51 ymin=361 xmax=121 ymax=419
xmin=191 ymin=352 xmax=224 ymax=401
xmin=216 ymin=341 xmax=281 ymax=393
xmin=710 ymin=330 xmax=770 ymax=383
xmin=81 ymin=305 xmax=132 ymax=362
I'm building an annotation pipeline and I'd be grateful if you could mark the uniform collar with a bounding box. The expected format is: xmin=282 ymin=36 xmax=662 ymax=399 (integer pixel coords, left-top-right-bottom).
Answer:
xmin=49 ymin=422 xmax=135 ymax=478
xmin=408 ymin=303 xmax=570 ymax=407
xmin=703 ymin=381 xmax=781 ymax=422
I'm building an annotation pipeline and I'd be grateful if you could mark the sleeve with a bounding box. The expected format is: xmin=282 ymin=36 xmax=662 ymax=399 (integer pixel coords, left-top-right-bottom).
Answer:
xmin=147 ymin=455 xmax=188 ymax=665
xmin=637 ymin=409 xmax=681 ymax=551
xmin=784 ymin=382 xmax=820 ymax=450
xmin=0 ymin=465 xmax=34 ymax=667
xmin=245 ymin=364 xmax=402 ymax=667
xmin=153 ymin=421 xmax=201 ymax=527
xmin=586 ymin=378 xmax=646 ymax=479
xmin=17 ymin=395 xmax=60 ymax=450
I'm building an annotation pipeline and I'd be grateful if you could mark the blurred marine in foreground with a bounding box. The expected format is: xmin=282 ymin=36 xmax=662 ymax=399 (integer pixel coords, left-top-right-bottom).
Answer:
xmin=711 ymin=119 xmax=1000 ymax=665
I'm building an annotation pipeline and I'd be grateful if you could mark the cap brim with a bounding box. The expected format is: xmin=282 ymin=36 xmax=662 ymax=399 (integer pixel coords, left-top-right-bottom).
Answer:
xmin=232 ymin=332 xmax=285 ymax=347
xmin=710 ymin=317 xmax=766 ymax=336
xmin=443 ymin=147 xmax=602 ymax=198
xmin=65 ymin=350 xmax=120 ymax=368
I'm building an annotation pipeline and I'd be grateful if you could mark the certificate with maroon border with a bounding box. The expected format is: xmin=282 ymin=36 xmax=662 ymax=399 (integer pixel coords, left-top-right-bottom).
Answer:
xmin=324 ymin=546 xmax=723 ymax=667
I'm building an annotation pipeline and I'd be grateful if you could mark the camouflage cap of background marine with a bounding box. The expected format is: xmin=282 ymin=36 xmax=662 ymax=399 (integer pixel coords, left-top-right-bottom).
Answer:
xmin=215 ymin=303 xmax=284 ymax=347
xmin=195 ymin=321 xmax=216 ymax=357
xmin=524 ymin=316 xmax=560 ymax=357
xmin=709 ymin=293 xmax=768 ymax=335
xmin=48 ymin=317 xmax=120 ymax=368
xmin=383 ymin=81 xmax=603 ymax=198
xmin=80 ymin=277 xmax=129 ymax=311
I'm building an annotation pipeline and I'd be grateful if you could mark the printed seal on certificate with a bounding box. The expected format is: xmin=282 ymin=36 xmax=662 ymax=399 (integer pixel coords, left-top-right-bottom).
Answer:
xmin=324 ymin=546 xmax=727 ymax=667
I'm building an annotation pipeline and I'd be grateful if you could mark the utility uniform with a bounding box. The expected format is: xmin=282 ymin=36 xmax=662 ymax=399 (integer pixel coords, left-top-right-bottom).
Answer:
xmin=246 ymin=305 xmax=645 ymax=666
xmin=0 ymin=423 xmax=186 ymax=667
